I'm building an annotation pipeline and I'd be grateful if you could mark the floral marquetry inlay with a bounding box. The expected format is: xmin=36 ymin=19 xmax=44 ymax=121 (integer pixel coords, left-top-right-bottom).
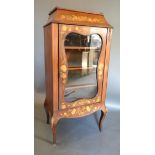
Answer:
xmin=60 ymin=64 xmax=67 ymax=72
xmin=60 ymin=14 xmax=105 ymax=24
xmin=62 ymin=25 xmax=67 ymax=32
xmin=98 ymin=63 xmax=104 ymax=79
xmin=59 ymin=104 xmax=101 ymax=118
xmin=44 ymin=8 xmax=112 ymax=144
xmin=61 ymin=96 xmax=101 ymax=109
xmin=60 ymin=64 xmax=67 ymax=84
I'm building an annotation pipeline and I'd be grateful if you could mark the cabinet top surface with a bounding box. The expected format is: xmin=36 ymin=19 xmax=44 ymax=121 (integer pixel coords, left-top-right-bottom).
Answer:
xmin=44 ymin=7 xmax=112 ymax=28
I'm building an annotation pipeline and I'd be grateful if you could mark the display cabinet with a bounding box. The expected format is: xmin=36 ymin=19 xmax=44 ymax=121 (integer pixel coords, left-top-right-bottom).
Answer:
xmin=43 ymin=7 xmax=113 ymax=144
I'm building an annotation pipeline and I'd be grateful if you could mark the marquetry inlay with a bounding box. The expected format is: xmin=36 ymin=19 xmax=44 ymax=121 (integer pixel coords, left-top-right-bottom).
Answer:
xmin=60 ymin=64 xmax=67 ymax=84
xmin=98 ymin=63 xmax=104 ymax=79
xmin=44 ymin=7 xmax=113 ymax=144
xmin=59 ymin=104 xmax=101 ymax=118
xmin=61 ymin=95 xmax=101 ymax=109
xmin=60 ymin=14 xmax=105 ymax=24
xmin=62 ymin=25 xmax=67 ymax=32
xmin=60 ymin=64 xmax=67 ymax=72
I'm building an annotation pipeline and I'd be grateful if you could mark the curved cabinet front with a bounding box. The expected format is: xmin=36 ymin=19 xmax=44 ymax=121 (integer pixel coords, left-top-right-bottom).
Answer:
xmin=59 ymin=24 xmax=107 ymax=110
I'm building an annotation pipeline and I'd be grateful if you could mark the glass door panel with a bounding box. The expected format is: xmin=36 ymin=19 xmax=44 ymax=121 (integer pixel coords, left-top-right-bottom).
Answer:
xmin=64 ymin=33 xmax=102 ymax=102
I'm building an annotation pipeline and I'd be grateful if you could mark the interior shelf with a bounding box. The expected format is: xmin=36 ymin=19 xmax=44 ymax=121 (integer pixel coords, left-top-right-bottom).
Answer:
xmin=65 ymin=46 xmax=100 ymax=50
xmin=68 ymin=66 xmax=97 ymax=70
xmin=65 ymin=83 xmax=97 ymax=90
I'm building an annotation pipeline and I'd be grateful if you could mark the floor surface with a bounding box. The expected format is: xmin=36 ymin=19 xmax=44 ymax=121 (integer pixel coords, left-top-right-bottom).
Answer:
xmin=34 ymin=93 xmax=120 ymax=155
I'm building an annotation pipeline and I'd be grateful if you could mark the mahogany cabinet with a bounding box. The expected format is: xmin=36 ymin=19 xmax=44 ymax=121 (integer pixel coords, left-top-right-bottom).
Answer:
xmin=43 ymin=7 xmax=113 ymax=144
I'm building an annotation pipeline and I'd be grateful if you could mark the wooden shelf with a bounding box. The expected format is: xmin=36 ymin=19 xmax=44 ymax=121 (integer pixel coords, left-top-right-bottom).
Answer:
xmin=68 ymin=66 xmax=96 ymax=70
xmin=65 ymin=83 xmax=97 ymax=90
xmin=65 ymin=46 xmax=100 ymax=50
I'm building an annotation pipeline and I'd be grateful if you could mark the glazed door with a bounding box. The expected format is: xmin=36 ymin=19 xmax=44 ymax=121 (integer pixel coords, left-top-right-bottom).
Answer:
xmin=59 ymin=24 xmax=107 ymax=109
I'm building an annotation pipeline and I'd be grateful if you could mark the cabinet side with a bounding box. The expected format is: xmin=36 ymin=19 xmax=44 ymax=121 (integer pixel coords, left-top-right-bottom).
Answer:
xmin=51 ymin=24 xmax=59 ymax=112
xmin=101 ymin=28 xmax=113 ymax=103
xmin=44 ymin=25 xmax=53 ymax=115
xmin=44 ymin=24 xmax=59 ymax=116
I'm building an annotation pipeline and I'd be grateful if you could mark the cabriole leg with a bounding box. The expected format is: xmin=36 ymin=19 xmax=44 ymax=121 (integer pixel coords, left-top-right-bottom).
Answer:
xmin=51 ymin=115 xmax=60 ymax=144
xmin=44 ymin=98 xmax=50 ymax=124
xmin=99 ymin=107 xmax=108 ymax=131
